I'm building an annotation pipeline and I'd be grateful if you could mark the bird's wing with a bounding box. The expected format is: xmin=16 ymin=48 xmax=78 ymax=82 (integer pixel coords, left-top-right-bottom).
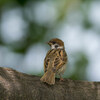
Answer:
xmin=53 ymin=49 xmax=67 ymax=72
xmin=44 ymin=49 xmax=56 ymax=73
xmin=44 ymin=49 xmax=67 ymax=73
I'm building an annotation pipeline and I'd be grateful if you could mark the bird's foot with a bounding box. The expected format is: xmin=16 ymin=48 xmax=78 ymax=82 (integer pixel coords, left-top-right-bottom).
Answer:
xmin=59 ymin=78 xmax=64 ymax=82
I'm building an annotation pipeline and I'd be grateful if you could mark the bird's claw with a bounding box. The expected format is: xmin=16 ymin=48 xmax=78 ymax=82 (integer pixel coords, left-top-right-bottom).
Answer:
xmin=59 ymin=78 xmax=64 ymax=81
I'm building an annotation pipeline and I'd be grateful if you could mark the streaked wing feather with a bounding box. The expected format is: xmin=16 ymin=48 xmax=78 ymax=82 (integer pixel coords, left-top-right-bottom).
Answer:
xmin=44 ymin=49 xmax=67 ymax=73
xmin=54 ymin=49 xmax=67 ymax=71
xmin=44 ymin=49 xmax=56 ymax=72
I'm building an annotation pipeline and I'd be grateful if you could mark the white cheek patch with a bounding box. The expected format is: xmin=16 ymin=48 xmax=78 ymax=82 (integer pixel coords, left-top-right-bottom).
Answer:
xmin=51 ymin=45 xmax=55 ymax=49
xmin=51 ymin=45 xmax=63 ymax=49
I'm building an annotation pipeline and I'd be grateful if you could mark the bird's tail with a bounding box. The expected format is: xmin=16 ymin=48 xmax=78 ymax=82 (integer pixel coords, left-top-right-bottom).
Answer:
xmin=40 ymin=70 xmax=55 ymax=85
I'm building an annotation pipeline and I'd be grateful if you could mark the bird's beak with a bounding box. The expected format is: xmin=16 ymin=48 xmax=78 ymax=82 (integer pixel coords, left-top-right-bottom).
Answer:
xmin=47 ymin=42 xmax=51 ymax=45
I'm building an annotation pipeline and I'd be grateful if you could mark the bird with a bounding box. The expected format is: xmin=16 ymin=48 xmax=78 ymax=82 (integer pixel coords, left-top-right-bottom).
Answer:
xmin=40 ymin=38 xmax=68 ymax=85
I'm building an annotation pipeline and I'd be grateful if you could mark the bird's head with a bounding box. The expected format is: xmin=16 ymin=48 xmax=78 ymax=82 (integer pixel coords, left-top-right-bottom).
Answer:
xmin=47 ymin=38 xmax=64 ymax=49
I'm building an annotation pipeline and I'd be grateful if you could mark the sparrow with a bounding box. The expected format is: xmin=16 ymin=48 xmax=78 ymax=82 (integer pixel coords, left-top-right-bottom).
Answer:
xmin=40 ymin=38 xmax=68 ymax=85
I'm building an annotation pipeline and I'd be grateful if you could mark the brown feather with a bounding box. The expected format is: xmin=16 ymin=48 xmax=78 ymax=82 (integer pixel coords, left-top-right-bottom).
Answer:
xmin=49 ymin=38 xmax=64 ymax=46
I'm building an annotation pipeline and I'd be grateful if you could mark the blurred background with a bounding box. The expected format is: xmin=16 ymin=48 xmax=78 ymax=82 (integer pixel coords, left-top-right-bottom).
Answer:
xmin=0 ymin=0 xmax=100 ymax=81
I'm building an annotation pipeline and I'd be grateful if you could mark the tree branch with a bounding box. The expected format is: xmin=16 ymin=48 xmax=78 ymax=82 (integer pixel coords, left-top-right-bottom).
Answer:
xmin=0 ymin=67 xmax=100 ymax=100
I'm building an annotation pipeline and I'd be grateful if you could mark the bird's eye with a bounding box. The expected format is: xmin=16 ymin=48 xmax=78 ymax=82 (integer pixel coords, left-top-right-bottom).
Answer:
xmin=55 ymin=45 xmax=58 ymax=48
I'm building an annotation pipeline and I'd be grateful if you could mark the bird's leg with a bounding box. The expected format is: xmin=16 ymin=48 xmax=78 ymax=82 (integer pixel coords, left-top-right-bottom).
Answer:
xmin=59 ymin=74 xmax=64 ymax=81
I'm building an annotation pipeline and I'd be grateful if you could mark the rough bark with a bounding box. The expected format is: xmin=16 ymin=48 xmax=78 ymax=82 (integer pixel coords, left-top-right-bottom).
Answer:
xmin=0 ymin=67 xmax=100 ymax=100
